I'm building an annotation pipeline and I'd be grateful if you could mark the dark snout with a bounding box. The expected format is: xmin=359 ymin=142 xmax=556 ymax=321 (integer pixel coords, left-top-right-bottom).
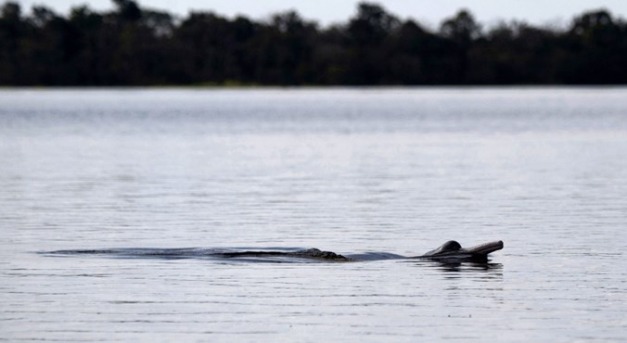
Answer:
xmin=463 ymin=240 xmax=504 ymax=256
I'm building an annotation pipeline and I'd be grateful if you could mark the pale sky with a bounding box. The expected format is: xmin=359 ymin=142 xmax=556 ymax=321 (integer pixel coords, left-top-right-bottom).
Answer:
xmin=12 ymin=0 xmax=627 ymax=28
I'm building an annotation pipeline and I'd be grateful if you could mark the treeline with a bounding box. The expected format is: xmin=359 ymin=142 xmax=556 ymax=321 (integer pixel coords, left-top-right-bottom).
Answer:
xmin=1 ymin=0 xmax=627 ymax=85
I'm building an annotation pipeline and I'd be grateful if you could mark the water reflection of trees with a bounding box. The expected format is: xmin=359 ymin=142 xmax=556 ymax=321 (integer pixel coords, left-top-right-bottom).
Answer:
xmin=1 ymin=1 xmax=625 ymax=85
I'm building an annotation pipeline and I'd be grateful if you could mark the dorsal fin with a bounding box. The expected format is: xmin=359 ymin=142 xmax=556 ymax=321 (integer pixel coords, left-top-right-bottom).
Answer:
xmin=422 ymin=240 xmax=462 ymax=256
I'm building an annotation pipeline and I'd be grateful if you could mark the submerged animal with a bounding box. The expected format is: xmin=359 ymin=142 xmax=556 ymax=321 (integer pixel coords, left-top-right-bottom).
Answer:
xmin=216 ymin=240 xmax=503 ymax=262
xmin=46 ymin=240 xmax=503 ymax=263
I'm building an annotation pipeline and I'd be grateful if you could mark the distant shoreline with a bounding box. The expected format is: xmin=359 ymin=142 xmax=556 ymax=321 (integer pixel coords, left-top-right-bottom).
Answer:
xmin=1 ymin=1 xmax=626 ymax=86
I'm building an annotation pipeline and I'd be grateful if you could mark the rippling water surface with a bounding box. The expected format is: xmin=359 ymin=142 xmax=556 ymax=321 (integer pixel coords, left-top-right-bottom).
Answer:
xmin=1 ymin=88 xmax=626 ymax=342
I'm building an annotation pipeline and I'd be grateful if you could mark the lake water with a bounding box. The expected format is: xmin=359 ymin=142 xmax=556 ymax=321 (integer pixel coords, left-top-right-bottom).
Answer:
xmin=1 ymin=88 xmax=626 ymax=342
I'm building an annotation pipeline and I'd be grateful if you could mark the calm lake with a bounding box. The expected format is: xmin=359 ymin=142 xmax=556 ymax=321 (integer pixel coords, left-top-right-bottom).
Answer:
xmin=1 ymin=88 xmax=626 ymax=342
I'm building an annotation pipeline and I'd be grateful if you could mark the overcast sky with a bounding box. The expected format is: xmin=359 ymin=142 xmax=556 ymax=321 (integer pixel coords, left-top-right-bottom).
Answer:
xmin=12 ymin=0 xmax=627 ymax=28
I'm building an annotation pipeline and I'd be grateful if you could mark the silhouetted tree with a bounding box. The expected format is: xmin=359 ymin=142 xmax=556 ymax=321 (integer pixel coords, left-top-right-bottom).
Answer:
xmin=68 ymin=6 xmax=105 ymax=84
xmin=561 ymin=10 xmax=627 ymax=83
xmin=113 ymin=0 xmax=141 ymax=22
xmin=0 ymin=2 xmax=24 ymax=84
xmin=440 ymin=10 xmax=481 ymax=83
xmin=346 ymin=2 xmax=399 ymax=84
xmin=386 ymin=20 xmax=426 ymax=84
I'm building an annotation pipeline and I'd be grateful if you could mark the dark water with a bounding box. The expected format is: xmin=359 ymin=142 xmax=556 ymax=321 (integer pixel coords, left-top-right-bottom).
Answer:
xmin=1 ymin=88 xmax=626 ymax=342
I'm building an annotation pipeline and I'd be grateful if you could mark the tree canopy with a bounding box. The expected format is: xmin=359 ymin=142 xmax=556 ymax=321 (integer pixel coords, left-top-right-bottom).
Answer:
xmin=1 ymin=0 xmax=626 ymax=85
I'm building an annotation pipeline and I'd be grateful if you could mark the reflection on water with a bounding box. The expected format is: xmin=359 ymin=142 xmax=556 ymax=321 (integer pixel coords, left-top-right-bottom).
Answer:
xmin=418 ymin=260 xmax=503 ymax=273
xmin=1 ymin=88 xmax=627 ymax=342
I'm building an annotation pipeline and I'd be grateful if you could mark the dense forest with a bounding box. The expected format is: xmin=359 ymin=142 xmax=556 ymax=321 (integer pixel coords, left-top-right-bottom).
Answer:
xmin=1 ymin=0 xmax=627 ymax=85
